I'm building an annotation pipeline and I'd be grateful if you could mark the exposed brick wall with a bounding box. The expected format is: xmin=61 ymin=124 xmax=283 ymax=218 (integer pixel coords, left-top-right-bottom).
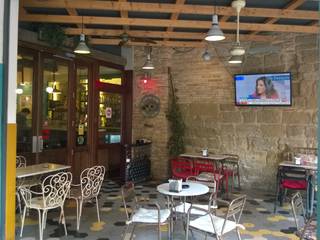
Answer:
xmin=132 ymin=33 xmax=318 ymax=189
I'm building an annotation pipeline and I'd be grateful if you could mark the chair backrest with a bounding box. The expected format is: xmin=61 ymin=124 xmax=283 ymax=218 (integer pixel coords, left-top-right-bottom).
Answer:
xmin=80 ymin=165 xmax=105 ymax=200
xmin=121 ymin=182 xmax=138 ymax=220
xmin=291 ymin=191 xmax=306 ymax=230
xmin=279 ymin=166 xmax=307 ymax=181
xmin=171 ymin=157 xmax=193 ymax=177
xmin=16 ymin=155 xmax=26 ymax=168
xmin=220 ymin=195 xmax=246 ymax=234
xmin=193 ymin=159 xmax=215 ymax=175
xmin=186 ymin=175 xmax=217 ymax=194
xmin=42 ymin=172 xmax=72 ymax=208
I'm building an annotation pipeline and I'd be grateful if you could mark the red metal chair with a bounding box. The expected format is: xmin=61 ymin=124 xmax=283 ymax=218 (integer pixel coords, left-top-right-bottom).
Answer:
xmin=193 ymin=159 xmax=224 ymax=192
xmin=171 ymin=157 xmax=193 ymax=180
xmin=221 ymin=154 xmax=241 ymax=193
xmin=274 ymin=166 xmax=308 ymax=213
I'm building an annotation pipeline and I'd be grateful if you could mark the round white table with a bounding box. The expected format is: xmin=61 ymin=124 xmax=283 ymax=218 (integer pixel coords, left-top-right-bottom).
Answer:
xmin=157 ymin=182 xmax=209 ymax=239
xmin=157 ymin=182 xmax=209 ymax=197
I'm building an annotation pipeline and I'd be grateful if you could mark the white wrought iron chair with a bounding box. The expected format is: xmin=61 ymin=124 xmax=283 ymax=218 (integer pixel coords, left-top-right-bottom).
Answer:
xmin=68 ymin=165 xmax=105 ymax=230
xmin=186 ymin=195 xmax=246 ymax=240
xmin=174 ymin=176 xmax=218 ymax=216
xmin=121 ymin=182 xmax=171 ymax=240
xmin=19 ymin=171 xmax=72 ymax=240
xmin=16 ymin=155 xmax=41 ymax=214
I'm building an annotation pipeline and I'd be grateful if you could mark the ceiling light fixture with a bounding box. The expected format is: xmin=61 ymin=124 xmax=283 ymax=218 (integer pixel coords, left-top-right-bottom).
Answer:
xmin=202 ymin=48 xmax=212 ymax=61
xmin=229 ymin=0 xmax=246 ymax=64
xmin=74 ymin=16 xmax=91 ymax=54
xmin=228 ymin=55 xmax=243 ymax=64
xmin=205 ymin=3 xmax=225 ymax=42
xmin=16 ymin=85 xmax=23 ymax=94
xmin=142 ymin=47 xmax=154 ymax=70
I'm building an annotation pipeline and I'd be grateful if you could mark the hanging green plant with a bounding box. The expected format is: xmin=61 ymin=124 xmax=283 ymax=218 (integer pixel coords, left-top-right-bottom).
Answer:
xmin=167 ymin=67 xmax=185 ymax=157
xmin=38 ymin=24 xmax=67 ymax=48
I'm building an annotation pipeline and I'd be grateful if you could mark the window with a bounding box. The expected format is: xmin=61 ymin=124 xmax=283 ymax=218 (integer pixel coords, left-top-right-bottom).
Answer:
xmin=76 ymin=66 xmax=89 ymax=146
xmin=99 ymin=66 xmax=122 ymax=85
xmin=98 ymin=92 xmax=122 ymax=144
xmin=42 ymin=58 xmax=68 ymax=149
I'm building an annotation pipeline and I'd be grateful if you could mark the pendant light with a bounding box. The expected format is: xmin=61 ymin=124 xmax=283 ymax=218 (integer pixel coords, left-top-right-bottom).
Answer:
xmin=74 ymin=16 xmax=91 ymax=54
xmin=228 ymin=0 xmax=246 ymax=64
xmin=142 ymin=47 xmax=154 ymax=70
xmin=202 ymin=48 xmax=212 ymax=61
xmin=205 ymin=3 xmax=225 ymax=42
xmin=16 ymin=59 xmax=24 ymax=94
xmin=52 ymin=70 xmax=61 ymax=94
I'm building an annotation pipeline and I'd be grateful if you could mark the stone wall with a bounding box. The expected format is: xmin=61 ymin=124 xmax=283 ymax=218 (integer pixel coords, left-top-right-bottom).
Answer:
xmin=132 ymin=33 xmax=318 ymax=189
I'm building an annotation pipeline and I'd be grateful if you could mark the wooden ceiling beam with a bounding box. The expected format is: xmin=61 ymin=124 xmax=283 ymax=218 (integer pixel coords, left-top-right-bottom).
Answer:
xmin=167 ymin=0 xmax=186 ymax=32
xmin=21 ymin=0 xmax=320 ymax=21
xmin=118 ymin=0 xmax=129 ymax=32
xmin=251 ymin=0 xmax=306 ymax=35
xmin=19 ymin=14 xmax=319 ymax=34
xmin=90 ymin=38 xmax=206 ymax=48
xmin=64 ymin=28 xmax=274 ymax=42
xmin=66 ymin=8 xmax=82 ymax=28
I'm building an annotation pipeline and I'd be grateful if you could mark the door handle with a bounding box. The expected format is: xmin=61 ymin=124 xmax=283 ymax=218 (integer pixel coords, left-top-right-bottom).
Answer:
xmin=32 ymin=136 xmax=37 ymax=153
xmin=38 ymin=136 xmax=43 ymax=152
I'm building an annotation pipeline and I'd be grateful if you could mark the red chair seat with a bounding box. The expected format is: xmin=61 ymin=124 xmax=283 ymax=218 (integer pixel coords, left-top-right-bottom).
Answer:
xmin=281 ymin=179 xmax=307 ymax=189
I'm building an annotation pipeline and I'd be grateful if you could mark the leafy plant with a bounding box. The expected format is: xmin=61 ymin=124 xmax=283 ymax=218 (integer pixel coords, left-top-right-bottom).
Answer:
xmin=167 ymin=67 xmax=185 ymax=157
xmin=38 ymin=24 xmax=67 ymax=48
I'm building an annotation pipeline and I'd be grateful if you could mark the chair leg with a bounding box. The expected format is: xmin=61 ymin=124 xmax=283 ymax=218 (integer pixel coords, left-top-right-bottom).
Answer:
xmin=37 ymin=209 xmax=43 ymax=240
xmin=130 ymin=224 xmax=136 ymax=240
xmin=16 ymin=191 xmax=22 ymax=215
xmin=236 ymin=228 xmax=242 ymax=240
xmin=61 ymin=206 xmax=68 ymax=236
xmin=95 ymin=196 xmax=100 ymax=222
xmin=42 ymin=210 xmax=47 ymax=230
xmin=77 ymin=199 xmax=83 ymax=231
xmin=20 ymin=206 xmax=27 ymax=237
xmin=236 ymin=164 xmax=241 ymax=189
xmin=158 ymin=223 xmax=161 ymax=240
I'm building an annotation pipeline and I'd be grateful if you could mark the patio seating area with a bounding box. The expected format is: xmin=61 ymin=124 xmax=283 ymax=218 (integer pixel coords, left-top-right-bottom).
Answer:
xmin=16 ymin=179 xmax=308 ymax=240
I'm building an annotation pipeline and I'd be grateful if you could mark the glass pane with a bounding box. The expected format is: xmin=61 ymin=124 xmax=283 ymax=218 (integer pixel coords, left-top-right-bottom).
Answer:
xmin=76 ymin=66 xmax=88 ymax=146
xmin=42 ymin=58 xmax=68 ymax=149
xmin=98 ymin=92 xmax=122 ymax=144
xmin=16 ymin=53 xmax=33 ymax=153
xmin=99 ymin=66 xmax=122 ymax=85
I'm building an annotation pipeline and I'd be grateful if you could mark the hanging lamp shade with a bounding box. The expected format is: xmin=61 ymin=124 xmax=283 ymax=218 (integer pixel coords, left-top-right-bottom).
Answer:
xmin=230 ymin=44 xmax=245 ymax=56
xmin=228 ymin=54 xmax=243 ymax=64
xmin=205 ymin=14 xmax=225 ymax=41
xmin=202 ymin=49 xmax=212 ymax=61
xmin=142 ymin=54 xmax=154 ymax=70
xmin=74 ymin=34 xmax=91 ymax=54
xmin=16 ymin=85 xmax=23 ymax=94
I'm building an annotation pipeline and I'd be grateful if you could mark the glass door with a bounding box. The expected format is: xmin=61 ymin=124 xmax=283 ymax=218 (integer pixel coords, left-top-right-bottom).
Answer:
xmin=16 ymin=50 xmax=36 ymax=163
xmin=38 ymin=57 xmax=70 ymax=164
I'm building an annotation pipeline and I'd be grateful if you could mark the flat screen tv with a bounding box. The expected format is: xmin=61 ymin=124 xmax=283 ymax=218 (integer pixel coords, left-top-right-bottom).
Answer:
xmin=234 ymin=72 xmax=292 ymax=106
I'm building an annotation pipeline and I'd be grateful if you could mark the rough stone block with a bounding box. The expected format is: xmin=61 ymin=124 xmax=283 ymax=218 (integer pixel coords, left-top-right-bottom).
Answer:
xmin=222 ymin=112 xmax=241 ymax=123
xmin=286 ymin=125 xmax=305 ymax=137
xmin=220 ymin=124 xmax=235 ymax=135
xmin=241 ymin=111 xmax=256 ymax=123
xmin=236 ymin=124 xmax=261 ymax=137
xmin=292 ymin=82 xmax=300 ymax=97
xmin=257 ymin=110 xmax=281 ymax=123
xmin=260 ymin=124 xmax=283 ymax=137
xmin=282 ymin=111 xmax=311 ymax=124
xmin=220 ymin=103 xmax=235 ymax=111
xmin=264 ymin=53 xmax=281 ymax=67
xmin=248 ymin=137 xmax=278 ymax=151
xmin=305 ymin=126 xmax=317 ymax=139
